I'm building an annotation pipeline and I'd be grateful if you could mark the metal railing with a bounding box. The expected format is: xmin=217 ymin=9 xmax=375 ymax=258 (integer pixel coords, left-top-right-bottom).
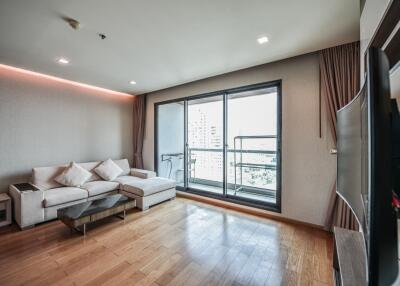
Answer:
xmin=233 ymin=135 xmax=277 ymax=196
xmin=187 ymin=136 xmax=277 ymax=198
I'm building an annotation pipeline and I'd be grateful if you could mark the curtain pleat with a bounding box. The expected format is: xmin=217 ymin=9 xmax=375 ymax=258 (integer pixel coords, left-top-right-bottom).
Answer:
xmin=319 ymin=42 xmax=360 ymax=231
xmin=132 ymin=94 xmax=146 ymax=169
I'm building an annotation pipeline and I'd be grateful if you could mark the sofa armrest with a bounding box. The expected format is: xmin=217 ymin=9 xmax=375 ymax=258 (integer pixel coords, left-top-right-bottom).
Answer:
xmin=9 ymin=184 xmax=45 ymax=229
xmin=130 ymin=168 xmax=156 ymax=179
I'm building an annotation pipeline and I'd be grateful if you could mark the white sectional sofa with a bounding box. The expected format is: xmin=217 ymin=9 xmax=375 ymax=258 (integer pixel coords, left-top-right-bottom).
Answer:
xmin=9 ymin=159 xmax=176 ymax=229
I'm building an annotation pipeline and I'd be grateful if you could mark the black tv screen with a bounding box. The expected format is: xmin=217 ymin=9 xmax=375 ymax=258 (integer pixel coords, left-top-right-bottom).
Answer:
xmin=337 ymin=48 xmax=398 ymax=286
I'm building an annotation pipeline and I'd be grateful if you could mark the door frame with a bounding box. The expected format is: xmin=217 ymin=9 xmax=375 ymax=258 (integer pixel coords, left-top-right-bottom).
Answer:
xmin=154 ymin=80 xmax=282 ymax=213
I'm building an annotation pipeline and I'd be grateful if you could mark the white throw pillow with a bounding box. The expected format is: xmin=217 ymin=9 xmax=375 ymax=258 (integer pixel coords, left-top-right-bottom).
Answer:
xmin=55 ymin=162 xmax=92 ymax=187
xmin=94 ymin=159 xmax=123 ymax=181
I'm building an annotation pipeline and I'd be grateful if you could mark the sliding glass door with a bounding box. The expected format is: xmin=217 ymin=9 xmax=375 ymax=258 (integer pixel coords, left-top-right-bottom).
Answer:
xmin=187 ymin=95 xmax=224 ymax=194
xmin=155 ymin=100 xmax=185 ymax=188
xmin=227 ymin=87 xmax=279 ymax=205
xmin=155 ymin=81 xmax=281 ymax=211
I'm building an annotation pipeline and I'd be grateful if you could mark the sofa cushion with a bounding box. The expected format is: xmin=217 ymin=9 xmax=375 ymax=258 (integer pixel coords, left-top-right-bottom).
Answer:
xmin=55 ymin=162 xmax=92 ymax=187
xmin=81 ymin=181 xmax=120 ymax=197
xmin=43 ymin=187 xmax=88 ymax=208
xmin=122 ymin=177 xmax=176 ymax=197
xmin=112 ymin=175 xmax=142 ymax=185
xmin=78 ymin=161 xmax=101 ymax=182
xmin=32 ymin=165 xmax=67 ymax=191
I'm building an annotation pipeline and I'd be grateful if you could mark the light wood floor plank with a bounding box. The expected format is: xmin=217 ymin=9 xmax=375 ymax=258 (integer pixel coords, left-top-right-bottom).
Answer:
xmin=0 ymin=198 xmax=333 ymax=286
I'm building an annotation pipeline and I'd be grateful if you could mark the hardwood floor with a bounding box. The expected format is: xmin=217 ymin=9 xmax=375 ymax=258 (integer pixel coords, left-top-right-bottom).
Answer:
xmin=0 ymin=198 xmax=333 ymax=286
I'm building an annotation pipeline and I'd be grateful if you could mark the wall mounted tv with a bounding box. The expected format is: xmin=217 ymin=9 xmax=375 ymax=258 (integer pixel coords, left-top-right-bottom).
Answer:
xmin=337 ymin=47 xmax=399 ymax=285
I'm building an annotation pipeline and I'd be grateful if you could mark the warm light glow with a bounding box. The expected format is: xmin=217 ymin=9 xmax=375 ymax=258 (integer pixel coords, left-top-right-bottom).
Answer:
xmin=129 ymin=80 xmax=137 ymax=85
xmin=257 ymin=36 xmax=269 ymax=44
xmin=0 ymin=63 xmax=134 ymax=97
xmin=58 ymin=58 xmax=69 ymax=64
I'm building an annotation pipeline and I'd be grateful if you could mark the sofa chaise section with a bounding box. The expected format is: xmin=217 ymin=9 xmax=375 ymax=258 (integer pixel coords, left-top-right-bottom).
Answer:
xmin=120 ymin=177 xmax=176 ymax=210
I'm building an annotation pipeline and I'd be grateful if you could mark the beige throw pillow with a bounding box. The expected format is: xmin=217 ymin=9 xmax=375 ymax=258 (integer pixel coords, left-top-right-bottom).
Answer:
xmin=94 ymin=159 xmax=123 ymax=181
xmin=55 ymin=162 xmax=92 ymax=187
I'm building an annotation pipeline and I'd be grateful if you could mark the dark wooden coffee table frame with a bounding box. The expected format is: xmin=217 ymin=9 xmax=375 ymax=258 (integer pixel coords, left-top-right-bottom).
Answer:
xmin=58 ymin=198 xmax=136 ymax=235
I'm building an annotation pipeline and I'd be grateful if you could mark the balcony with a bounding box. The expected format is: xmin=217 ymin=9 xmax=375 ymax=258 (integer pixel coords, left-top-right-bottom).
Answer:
xmin=173 ymin=136 xmax=278 ymax=204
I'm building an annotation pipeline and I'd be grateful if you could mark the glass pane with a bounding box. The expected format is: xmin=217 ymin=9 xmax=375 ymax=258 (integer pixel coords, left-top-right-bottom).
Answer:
xmin=227 ymin=87 xmax=278 ymax=205
xmin=187 ymin=95 xmax=223 ymax=194
xmin=156 ymin=101 xmax=185 ymax=187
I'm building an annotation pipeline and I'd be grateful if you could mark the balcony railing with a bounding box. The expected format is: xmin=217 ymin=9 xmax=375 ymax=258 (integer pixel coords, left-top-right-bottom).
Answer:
xmin=160 ymin=136 xmax=278 ymax=200
xmin=187 ymin=135 xmax=277 ymax=198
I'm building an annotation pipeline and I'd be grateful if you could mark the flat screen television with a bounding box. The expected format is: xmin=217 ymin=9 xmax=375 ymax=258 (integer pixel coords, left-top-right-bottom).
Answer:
xmin=337 ymin=47 xmax=399 ymax=285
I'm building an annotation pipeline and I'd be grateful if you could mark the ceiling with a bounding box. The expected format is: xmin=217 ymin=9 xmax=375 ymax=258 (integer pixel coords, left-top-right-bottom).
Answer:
xmin=0 ymin=0 xmax=360 ymax=95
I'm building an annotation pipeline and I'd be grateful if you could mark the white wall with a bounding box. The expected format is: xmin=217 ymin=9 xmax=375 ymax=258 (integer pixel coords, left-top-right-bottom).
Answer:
xmin=0 ymin=66 xmax=134 ymax=193
xmin=143 ymin=53 xmax=336 ymax=226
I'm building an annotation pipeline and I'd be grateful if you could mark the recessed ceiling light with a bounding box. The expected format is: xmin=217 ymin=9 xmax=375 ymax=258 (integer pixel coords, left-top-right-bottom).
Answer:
xmin=58 ymin=58 xmax=69 ymax=64
xmin=129 ymin=80 xmax=137 ymax=85
xmin=257 ymin=36 xmax=269 ymax=44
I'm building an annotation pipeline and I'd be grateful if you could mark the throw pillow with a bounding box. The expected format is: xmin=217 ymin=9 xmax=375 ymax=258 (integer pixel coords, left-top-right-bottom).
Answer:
xmin=55 ymin=162 xmax=92 ymax=187
xmin=94 ymin=159 xmax=123 ymax=181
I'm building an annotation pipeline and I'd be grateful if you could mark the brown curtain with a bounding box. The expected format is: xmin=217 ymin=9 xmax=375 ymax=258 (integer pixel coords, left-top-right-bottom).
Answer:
xmin=132 ymin=94 xmax=146 ymax=169
xmin=319 ymin=42 xmax=360 ymax=231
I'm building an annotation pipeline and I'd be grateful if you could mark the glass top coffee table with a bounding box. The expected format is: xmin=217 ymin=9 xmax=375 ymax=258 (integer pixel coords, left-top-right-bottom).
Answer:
xmin=57 ymin=194 xmax=136 ymax=235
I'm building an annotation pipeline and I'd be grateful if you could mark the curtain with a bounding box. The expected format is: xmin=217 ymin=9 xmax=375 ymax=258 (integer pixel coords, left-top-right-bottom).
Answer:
xmin=132 ymin=94 xmax=146 ymax=169
xmin=319 ymin=42 xmax=360 ymax=231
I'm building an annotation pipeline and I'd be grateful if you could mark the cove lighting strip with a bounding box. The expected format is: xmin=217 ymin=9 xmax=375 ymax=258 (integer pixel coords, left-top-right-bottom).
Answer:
xmin=0 ymin=63 xmax=134 ymax=97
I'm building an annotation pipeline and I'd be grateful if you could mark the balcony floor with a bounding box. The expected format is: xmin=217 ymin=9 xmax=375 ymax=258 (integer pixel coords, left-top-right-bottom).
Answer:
xmin=177 ymin=182 xmax=276 ymax=204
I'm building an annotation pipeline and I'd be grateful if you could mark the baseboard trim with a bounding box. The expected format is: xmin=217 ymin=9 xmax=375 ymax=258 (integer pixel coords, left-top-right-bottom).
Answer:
xmin=177 ymin=191 xmax=326 ymax=231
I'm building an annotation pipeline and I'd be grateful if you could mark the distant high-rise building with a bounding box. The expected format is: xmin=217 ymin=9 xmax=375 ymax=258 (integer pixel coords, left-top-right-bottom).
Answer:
xmin=188 ymin=103 xmax=276 ymax=191
xmin=188 ymin=107 xmax=222 ymax=182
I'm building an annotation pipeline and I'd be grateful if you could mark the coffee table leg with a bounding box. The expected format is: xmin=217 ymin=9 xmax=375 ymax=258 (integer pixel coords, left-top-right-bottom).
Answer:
xmin=115 ymin=210 xmax=126 ymax=220
xmin=72 ymin=224 xmax=86 ymax=236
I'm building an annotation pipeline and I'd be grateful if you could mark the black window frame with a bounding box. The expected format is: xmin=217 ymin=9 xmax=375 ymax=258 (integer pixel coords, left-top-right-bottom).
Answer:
xmin=154 ymin=80 xmax=282 ymax=213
